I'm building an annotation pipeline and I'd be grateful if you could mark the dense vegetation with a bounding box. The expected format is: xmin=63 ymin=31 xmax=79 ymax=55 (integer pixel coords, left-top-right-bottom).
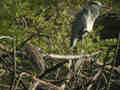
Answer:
xmin=0 ymin=0 xmax=120 ymax=90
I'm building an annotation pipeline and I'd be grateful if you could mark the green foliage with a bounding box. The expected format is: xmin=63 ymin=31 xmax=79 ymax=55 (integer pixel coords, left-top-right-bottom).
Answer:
xmin=0 ymin=0 xmax=119 ymax=71
xmin=0 ymin=0 xmax=120 ymax=89
xmin=0 ymin=0 xmax=119 ymax=57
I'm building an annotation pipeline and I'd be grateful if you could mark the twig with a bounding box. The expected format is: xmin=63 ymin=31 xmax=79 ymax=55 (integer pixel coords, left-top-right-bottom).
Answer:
xmin=39 ymin=60 xmax=68 ymax=78
xmin=87 ymin=69 xmax=102 ymax=90
xmin=29 ymin=76 xmax=61 ymax=90
xmin=0 ymin=36 xmax=14 ymax=40
xmin=20 ymin=33 xmax=49 ymax=46
xmin=15 ymin=72 xmax=61 ymax=90
xmin=15 ymin=72 xmax=31 ymax=89
xmin=0 ymin=84 xmax=22 ymax=90
xmin=0 ymin=69 xmax=6 ymax=77
xmin=10 ymin=38 xmax=17 ymax=90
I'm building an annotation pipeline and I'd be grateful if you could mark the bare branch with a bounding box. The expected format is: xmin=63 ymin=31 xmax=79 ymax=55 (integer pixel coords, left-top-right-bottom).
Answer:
xmin=10 ymin=38 xmax=17 ymax=90
xmin=0 ymin=36 xmax=14 ymax=40
xmin=0 ymin=69 xmax=6 ymax=77
xmin=15 ymin=72 xmax=31 ymax=90
xmin=20 ymin=33 xmax=49 ymax=46
xmin=87 ymin=69 xmax=102 ymax=90
xmin=29 ymin=76 xmax=61 ymax=90
xmin=45 ymin=50 xmax=102 ymax=60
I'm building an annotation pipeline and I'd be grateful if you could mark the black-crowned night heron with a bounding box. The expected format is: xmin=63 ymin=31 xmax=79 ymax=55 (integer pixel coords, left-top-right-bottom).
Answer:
xmin=70 ymin=1 xmax=108 ymax=48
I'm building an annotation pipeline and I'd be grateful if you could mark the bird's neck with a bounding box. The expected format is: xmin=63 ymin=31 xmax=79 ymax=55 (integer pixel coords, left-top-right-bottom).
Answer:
xmin=89 ymin=6 xmax=100 ymax=19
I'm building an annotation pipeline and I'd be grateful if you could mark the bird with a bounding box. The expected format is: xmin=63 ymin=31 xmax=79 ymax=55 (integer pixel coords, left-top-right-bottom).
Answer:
xmin=70 ymin=1 xmax=108 ymax=49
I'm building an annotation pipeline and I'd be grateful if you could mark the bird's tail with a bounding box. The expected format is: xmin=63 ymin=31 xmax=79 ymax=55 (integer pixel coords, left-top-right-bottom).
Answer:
xmin=70 ymin=38 xmax=78 ymax=49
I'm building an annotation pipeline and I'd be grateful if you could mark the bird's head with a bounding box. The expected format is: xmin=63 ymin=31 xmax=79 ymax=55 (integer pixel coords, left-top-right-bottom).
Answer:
xmin=89 ymin=1 xmax=102 ymax=6
xmin=88 ymin=1 xmax=111 ymax=10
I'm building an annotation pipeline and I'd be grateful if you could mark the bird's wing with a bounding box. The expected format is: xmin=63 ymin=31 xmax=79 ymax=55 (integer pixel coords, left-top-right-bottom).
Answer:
xmin=71 ymin=8 xmax=88 ymax=39
xmin=70 ymin=8 xmax=88 ymax=48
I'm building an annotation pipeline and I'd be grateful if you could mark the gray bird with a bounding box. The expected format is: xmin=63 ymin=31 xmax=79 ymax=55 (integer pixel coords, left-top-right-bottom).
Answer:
xmin=70 ymin=1 xmax=107 ymax=48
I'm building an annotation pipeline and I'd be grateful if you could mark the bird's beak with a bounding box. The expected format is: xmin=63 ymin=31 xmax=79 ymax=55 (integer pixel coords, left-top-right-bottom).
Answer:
xmin=102 ymin=5 xmax=112 ymax=12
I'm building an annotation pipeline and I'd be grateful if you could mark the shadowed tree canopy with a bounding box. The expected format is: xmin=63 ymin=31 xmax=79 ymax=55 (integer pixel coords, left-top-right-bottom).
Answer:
xmin=97 ymin=12 xmax=120 ymax=39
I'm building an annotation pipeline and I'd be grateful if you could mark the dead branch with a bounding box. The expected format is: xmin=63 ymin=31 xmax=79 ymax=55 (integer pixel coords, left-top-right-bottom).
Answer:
xmin=15 ymin=72 xmax=31 ymax=90
xmin=39 ymin=60 xmax=68 ymax=78
xmin=87 ymin=69 xmax=102 ymax=90
xmin=0 ymin=69 xmax=6 ymax=77
xmin=30 ymin=76 xmax=61 ymax=90
xmin=10 ymin=38 xmax=17 ymax=90
xmin=0 ymin=36 xmax=14 ymax=40
xmin=45 ymin=50 xmax=102 ymax=60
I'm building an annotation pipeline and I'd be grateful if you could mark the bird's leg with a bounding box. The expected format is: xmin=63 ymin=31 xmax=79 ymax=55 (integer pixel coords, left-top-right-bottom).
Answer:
xmin=80 ymin=39 xmax=83 ymax=52
xmin=80 ymin=40 xmax=86 ymax=54
xmin=81 ymin=31 xmax=89 ymax=53
xmin=84 ymin=36 xmax=88 ymax=50
xmin=71 ymin=38 xmax=78 ymax=49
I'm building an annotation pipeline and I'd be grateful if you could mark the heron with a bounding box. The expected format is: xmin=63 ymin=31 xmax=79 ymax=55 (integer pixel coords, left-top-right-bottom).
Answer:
xmin=70 ymin=1 xmax=109 ymax=49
